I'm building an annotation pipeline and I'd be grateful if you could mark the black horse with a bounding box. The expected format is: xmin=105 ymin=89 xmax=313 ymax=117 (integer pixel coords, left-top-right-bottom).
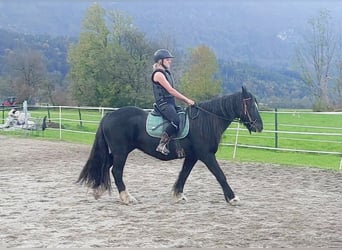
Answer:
xmin=77 ymin=86 xmax=263 ymax=205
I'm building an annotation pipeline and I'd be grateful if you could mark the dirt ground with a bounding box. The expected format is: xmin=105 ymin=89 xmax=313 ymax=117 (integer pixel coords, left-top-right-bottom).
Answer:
xmin=0 ymin=135 xmax=341 ymax=248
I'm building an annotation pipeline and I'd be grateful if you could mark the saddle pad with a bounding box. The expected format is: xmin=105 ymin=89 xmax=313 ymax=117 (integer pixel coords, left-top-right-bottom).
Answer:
xmin=146 ymin=112 xmax=189 ymax=139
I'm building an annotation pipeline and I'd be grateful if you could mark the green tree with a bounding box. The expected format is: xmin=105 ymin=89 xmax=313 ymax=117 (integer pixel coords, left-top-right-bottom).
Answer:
xmin=68 ymin=3 xmax=109 ymax=106
xmin=180 ymin=45 xmax=222 ymax=102
xmin=68 ymin=4 xmax=154 ymax=107
xmin=295 ymin=9 xmax=338 ymax=111
xmin=106 ymin=10 xmax=154 ymax=107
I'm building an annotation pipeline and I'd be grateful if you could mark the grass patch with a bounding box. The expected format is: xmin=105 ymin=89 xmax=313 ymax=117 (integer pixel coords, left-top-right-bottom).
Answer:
xmin=217 ymin=146 xmax=341 ymax=171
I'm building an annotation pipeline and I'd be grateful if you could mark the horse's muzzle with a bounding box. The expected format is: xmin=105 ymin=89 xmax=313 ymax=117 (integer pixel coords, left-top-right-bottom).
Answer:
xmin=246 ymin=120 xmax=263 ymax=133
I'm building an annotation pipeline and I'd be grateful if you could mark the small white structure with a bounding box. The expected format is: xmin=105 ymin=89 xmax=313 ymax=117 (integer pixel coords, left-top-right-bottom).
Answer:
xmin=0 ymin=101 xmax=45 ymax=131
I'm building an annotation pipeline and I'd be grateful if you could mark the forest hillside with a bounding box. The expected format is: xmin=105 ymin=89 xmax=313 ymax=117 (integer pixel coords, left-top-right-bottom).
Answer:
xmin=1 ymin=1 xmax=341 ymax=108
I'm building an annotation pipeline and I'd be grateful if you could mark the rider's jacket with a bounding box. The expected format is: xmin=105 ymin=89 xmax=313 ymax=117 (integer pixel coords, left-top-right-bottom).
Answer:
xmin=151 ymin=68 xmax=176 ymax=106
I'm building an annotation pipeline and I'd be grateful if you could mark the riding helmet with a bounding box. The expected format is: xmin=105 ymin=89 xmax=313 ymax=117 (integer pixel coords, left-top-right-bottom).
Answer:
xmin=153 ymin=49 xmax=174 ymax=62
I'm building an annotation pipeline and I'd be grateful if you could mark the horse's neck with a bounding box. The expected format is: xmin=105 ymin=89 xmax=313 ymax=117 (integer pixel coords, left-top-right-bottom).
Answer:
xmin=211 ymin=95 xmax=238 ymax=122
xmin=222 ymin=93 xmax=241 ymax=120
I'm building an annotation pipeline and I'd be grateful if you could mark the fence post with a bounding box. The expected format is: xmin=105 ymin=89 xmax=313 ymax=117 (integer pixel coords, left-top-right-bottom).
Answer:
xmin=59 ymin=106 xmax=62 ymax=140
xmin=233 ymin=122 xmax=240 ymax=159
xmin=1 ymin=105 xmax=4 ymax=124
xmin=275 ymin=108 xmax=278 ymax=148
xmin=78 ymin=106 xmax=83 ymax=128
xmin=47 ymin=104 xmax=51 ymax=122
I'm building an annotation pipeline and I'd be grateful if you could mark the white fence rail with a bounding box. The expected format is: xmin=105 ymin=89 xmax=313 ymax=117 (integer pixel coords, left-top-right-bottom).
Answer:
xmin=225 ymin=110 xmax=341 ymax=157
xmin=1 ymin=106 xmax=341 ymax=162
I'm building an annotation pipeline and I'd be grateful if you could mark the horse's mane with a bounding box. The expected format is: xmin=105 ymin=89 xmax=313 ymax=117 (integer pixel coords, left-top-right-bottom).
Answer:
xmin=187 ymin=92 xmax=242 ymax=145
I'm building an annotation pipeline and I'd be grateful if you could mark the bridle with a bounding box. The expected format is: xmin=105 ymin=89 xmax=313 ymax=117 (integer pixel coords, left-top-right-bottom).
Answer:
xmin=242 ymin=97 xmax=258 ymax=129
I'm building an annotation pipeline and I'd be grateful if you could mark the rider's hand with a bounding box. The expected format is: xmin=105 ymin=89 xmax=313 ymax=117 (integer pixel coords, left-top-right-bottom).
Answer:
xmin=187 ymin=99 xmax=195 ymax=106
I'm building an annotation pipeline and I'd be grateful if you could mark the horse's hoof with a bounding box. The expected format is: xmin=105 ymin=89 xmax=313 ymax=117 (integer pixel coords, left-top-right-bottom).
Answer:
xmin=93 ymin=188 xmax=105 ymax=200
xmin=173 ymin=192 xmax=188 ymax=203
xmin=94 ymin=193 xmax=101 ymax=200
xmin=228 ymin=196 xmax=240 ymax=206
xmin=121 ymin=197 xmax=137 ymax=205
xmin=119 ymin=190 xmax=137 ymax=205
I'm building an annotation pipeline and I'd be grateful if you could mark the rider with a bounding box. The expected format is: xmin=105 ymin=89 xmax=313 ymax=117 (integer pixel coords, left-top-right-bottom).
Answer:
xmin=151 ymin=49 xmax=195 ymax=155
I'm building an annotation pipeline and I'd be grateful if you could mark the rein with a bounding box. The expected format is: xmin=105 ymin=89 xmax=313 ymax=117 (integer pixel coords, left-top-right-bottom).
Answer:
xmin=189 ymin=103 xmax=234 ymax=121
xmin=189 ymin=97 xmax=257 ymax=128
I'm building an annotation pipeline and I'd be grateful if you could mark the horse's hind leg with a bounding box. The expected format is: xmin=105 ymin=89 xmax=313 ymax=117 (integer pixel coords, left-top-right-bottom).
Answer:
xmin=111 ymin=152 xmax=137 ymax=205
xmin=172 ymin=156 xmax=197 ymax=203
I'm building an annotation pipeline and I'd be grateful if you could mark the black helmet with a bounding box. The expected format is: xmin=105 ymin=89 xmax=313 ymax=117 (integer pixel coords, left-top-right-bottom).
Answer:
xmin=153 ymin=49 xmax=174 ymax=62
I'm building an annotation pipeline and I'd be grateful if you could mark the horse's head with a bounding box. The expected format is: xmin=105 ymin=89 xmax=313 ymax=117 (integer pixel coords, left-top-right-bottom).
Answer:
xmin=239 ymin=86 xmax=263 ymax=133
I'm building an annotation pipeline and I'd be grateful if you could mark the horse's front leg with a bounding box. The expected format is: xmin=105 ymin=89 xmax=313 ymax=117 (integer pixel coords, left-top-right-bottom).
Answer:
xmin=172 ymin=156 xmax=198 ymax=203
xmin=111 ymin=153 xmax=137 ymax=205
xmin=202 ymin=154 xmax=240 ymax=206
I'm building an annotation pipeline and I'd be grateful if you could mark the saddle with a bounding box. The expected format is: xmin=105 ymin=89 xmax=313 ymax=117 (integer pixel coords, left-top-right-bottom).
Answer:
xmin=146 ymin=104 xmax=189 ymax=139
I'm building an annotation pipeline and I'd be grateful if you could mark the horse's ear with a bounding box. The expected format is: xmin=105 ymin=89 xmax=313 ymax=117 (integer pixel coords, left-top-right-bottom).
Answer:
xmin=242 ymin=85 xmax=248 ymax=96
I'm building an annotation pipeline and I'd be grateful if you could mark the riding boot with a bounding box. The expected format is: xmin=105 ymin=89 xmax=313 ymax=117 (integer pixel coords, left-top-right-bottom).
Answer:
xmin=156 ymin=132 xmax=171 ymax=155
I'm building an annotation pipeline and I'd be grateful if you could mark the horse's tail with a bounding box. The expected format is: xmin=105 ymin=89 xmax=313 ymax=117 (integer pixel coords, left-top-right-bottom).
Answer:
xmin=77 ymin=117 xmax=112 ymax=193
